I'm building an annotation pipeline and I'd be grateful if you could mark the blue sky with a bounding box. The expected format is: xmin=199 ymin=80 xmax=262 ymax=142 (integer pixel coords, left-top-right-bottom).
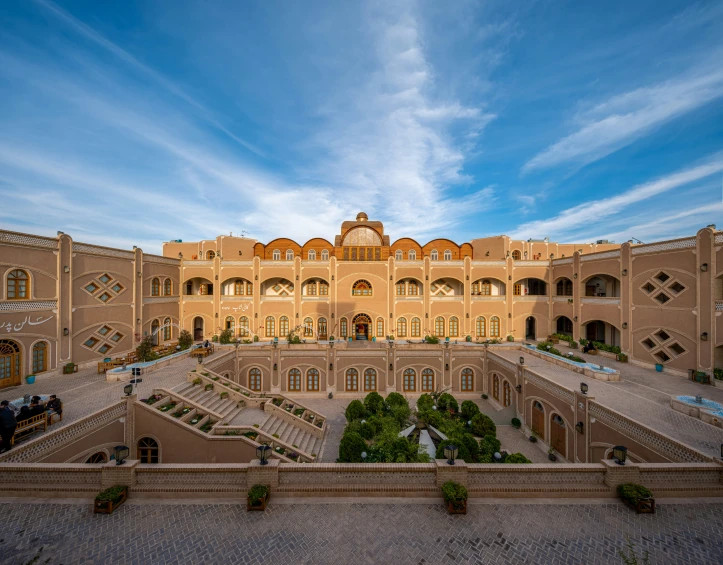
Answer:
xmin=0 ymin=0 xmax=722 ymax=254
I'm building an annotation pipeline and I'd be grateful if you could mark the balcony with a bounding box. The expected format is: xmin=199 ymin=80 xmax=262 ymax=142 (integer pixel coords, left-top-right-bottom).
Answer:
xmin=513 ymin=295 xmax=548 ymax=302
xmin=182 ymin=295 xmax=213 ymax=301
xmin=581 ymin=297 xmax=621 ymax=305
xmin=395 ymin=296 xmax=423 ymax=301
xmin=553 ymin=296 xmax=572 ymax=302
xmin=471 ymin=296 xmax=505 ymax=301
xmin=430 ymin=295 xmax=463 ymax=301
xmin=301 ymin=296 xmax=330 ymax=301
xmin=261 ymin=296 xmax=294 ymax=301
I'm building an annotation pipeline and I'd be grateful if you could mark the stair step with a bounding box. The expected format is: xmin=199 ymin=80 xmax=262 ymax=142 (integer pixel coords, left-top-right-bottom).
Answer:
xmin=260 ymin=415 xmax=276 ymax=432
xmin=282 ymin=426 xmax=298 ymax=445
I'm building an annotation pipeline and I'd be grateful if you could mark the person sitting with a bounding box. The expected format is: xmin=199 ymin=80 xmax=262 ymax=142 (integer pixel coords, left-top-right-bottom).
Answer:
xmin=28 ymin=400 xmax=45 ymax=418
xmin=203 ymin=339 xmax=210 ymax=348
xmin=46 ymin=395 xmax=62 ymax=417
xmin=32 ymin=396 xmax=44 ymax=409
xmin=583 ymin=341 xmax=596 ymax=354
xmin=16 ymin=405 xmax=32 ymax=423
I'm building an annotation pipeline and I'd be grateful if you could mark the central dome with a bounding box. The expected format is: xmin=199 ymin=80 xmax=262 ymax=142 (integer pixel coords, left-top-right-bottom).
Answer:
xmin=356 ymin=212 xmax=368 ymax=222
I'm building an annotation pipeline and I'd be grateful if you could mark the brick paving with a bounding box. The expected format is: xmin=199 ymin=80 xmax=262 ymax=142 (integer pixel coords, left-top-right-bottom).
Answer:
xmin=1 ymin=500 xmax=722 ymax=565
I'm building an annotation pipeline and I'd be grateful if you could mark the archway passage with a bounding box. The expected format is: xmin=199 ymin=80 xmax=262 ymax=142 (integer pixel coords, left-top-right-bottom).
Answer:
xmin=525 ymin=317 xmax=536 ymax=340
xmin=0 ymin=339 xmax=21 ymax=388
xmin=193 ymin=316 xmax=204 ymax=341
xmin=352 ymin=313 xmax=371 ymax=340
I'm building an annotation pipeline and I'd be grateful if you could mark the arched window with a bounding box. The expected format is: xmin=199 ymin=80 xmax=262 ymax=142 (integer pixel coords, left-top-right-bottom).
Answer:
xmin=430 ymin=249 xmax=438 ymax=261
xmin=225 ymin=316 xmax=235 ymax=333
xmin=408 ymin=250 xmax=416 ymax=260
xmin=163 ymin=279 xmax=172 ymax=296
xmin=239 ymin=316 xmax=249 ymax=337
xmin=32 ymin=341 xmax=47 ymax=374
xmin=272 ymin=250 xmax=281 ymax=261
xmin=288 ymin=368 xmax=301 ymax=392
xmin=395 ymin=250 xmax=403 ymax=260
xmin=286 ymin=249 xmax=294 ymax=261
xmin=265 ymin=316 xmax=275 ymax=338
xmin=199 ymin=283 xmax=209 ymax=296
xmin=411 ymin=317 xmax=421 ymax=337
xmin=397 ymin=317 xmax=407 ymax=337
xmin=443 ymin=250 xmax=452 ymax=261
xmin=346 ymin=368 xmax=359 ymax=391
xmin=318 ymin=317 xmax=328 ymax=339
xmin=307 ymin=368 xmax=320 ymax=391
xmin=234 ymin=280 xmax=244 ymax=295
xmin=249 ymin=368 xmax=262 ymax=391
xmin=319 ymin=280 xmax=329 ymax=295
xmin=151 ymin=320 xmax=160 ymax=346
xmin=434 ymin=316 xmax=445 ymax=337
xmin=151 ymin=278 xmax=160 ymax=296
xmin=85 ymin=452 xmax=107 ymax=464
xmin=6 ymin=270 xmax=30 ymax=300
xmin=308 ymin=250 xmax=316 ymax=261
xmin=207 ymin=250 xmax=216 ymax=260
xmin=449 ymin=316 xmax=459 ymax=338
xmin=408 ymin=280 xmax=418 ymax=295
xmin=138 ymin=437 xmax=159 ymax=463
xmin=376 ymin=318 xmax=384 ymax=338
xmin=279 ymin=316 xmax=289 ymax=337
xmin=321 ymin=250 xmax=329 ymax=261
xmin=490 ymin=316 xmax=500 ymax=337
xmin=396 ymin=281 xmax=406 ymax=295
xmin=492 ymin=374 xmax=500 ymax=400
xmin=511 ymin=250 xmax=521 ymax=260
xmin=476 ymin=316 xmax=486 ymax=338
xmin=481 ymin=280 xmax=491 ymax=295
xmin=403 ymin=368 xmax=416 ymax=392
xmin=557 ymin=279 xmax=573 ymax=296
xmin=421 ymin=368 xmax=434 ymax=392
xmin=340 ymin=318 xmax=348 ymax=338
xmin=503 ymin=381 xmax=511 ymax=407
xmin=307 ymin=281 xmax=317 ymax=295
xmin=303 ymin=317 xmax=314 ymax=337
xmin=352 ymin=280 xmax=372 ymax=296
xmin=364 ymin=368 xmax=377 ymax=392
xmin=0 ymin=339 xmax=21 ymax=383
xmin=163 ymin=318 xmax=172 ymax=341
xmin=461 ymin=368 xmax=473 ymax=391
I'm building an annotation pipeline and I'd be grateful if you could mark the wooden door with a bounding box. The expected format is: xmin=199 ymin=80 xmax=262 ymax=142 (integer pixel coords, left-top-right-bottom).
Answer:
xmin=531 ymin=402 xmax=544 ymax=438
xmin=550 ymin=415 xmax=566 ymax=458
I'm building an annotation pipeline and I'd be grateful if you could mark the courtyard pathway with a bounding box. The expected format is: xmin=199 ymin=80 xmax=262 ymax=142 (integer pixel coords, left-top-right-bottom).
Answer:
xmin=1 ymin=499 xmax=721 ymax=564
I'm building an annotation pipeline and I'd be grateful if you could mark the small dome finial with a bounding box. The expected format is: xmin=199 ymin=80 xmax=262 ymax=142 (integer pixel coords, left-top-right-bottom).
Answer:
xmin=356 ymin=212 xmax=368 ymax=222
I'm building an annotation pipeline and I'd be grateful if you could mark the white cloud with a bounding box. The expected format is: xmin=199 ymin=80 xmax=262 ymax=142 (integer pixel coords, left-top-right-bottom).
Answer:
xmin=522 ymin=63 xmax=723 ymax=174
xmin=510 ymin=154 xmax=723 ymax=240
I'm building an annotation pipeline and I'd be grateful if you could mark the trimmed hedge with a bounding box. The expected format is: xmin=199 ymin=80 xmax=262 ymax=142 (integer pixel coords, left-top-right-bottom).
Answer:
xmin=460 ymin=400 xmax=480 ymax=420
xmin=345 ymin=400 xmax=366 ymax=422
xmin=338 ymin=432 xmax=366 ymax=463
xmin=470 ymin=413 xmax=496 ymax=437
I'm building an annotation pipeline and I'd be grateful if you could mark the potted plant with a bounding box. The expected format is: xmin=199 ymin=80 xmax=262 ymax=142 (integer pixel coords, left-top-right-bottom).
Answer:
xmin=25 ymin=374 xmax=36 ymax=385
xmin=529 ymin=431 xmax=538 ymax=443
xmin=441 ymin=481 xmax=468 ymax=515
xmin=617 ymin=483 xmax=655 ymax=514
xmin=247 ymin=484 xmax=270 ymax=511
xmin=94 ymin=485 xmax=128 ymax=514
xmin=548 ymin=447 xmax=557 ymax=462
xmin=481 ymin=394 xmax=488 ymax=400
xmin=511 ymin=417 xmax=521 ymax=429
xmin=63 ymin=362 xmax=78 ymax=374
xmin=465 ymin=335 xmax=472 ymax=342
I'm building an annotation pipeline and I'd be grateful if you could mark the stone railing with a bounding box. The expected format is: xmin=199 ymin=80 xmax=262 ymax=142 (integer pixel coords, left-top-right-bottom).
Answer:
xmin=73 ymin=242 xmax=135 ymax=260
xmin=513 ymin=295 xmax=548 ymax=301
xmin=0 ymin=300 xmax=58 ymax=312
xmin=715 ymin=300 xmax=723 ymax=312
xmin=183 ymin=260 xmax=213 ymax=267
xmin=580 ymin=250 xmax=620 ymax=262
xmin=142 ymin=296 xmax=179 ymax=304
xmin=581 ymin=297 xmax=621 ymax=305
xmin=3 ymin=459 xmax=720 ymax=500
xmin=182 ymin=295 xmax=213 ymax=300
xmin=551 ymin=257 xmax=573 ymax=265
xmin=631 ymin=237 xmax=696 ymax=255
xmin=0 ymin=230 xmax=58 ymax=249
xmin=471 ymin=295 xmax=505 ymax=301
xmin=143 ymin=254 xmax=180 ymax=266
xmin=0 ymin=401 xmax=127 ymax=463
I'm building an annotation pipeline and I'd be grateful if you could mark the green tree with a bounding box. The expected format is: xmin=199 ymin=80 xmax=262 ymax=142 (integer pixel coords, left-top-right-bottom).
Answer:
xmin=345 ymin=399 xmax=367 ymax=422
xmin=437 ymin=393 xmax=459 ymax=413
xmin=338 ymin=432 xmax=366 ymax=463
xmin=363 ymin=391 xmax=384 ymax=415
xmin=460 ymin=400 xmax=480 ymax=420
xmin=386 ymin=392 xmax=407 ymax=408
xmin=471 ymin=413 xmax=496 ymax=437
xmin=219 ymin=329 xmax=234 ymax=344
xmin=504 ymin=453 xmax=531 ymax=463
xmin=178 ymin=329 xmax=193 ymax=350
xmin=135 ymin=336 xmax=157 ymax=362
xmin=416 ymin=393 xmax=434 ymax=412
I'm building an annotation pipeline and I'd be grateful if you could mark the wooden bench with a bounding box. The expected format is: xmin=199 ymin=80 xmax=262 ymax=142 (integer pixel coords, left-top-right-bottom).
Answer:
xmin=98 ymin=360 xmax=125 ymax=373
xmin=190 ymin=348 xmax=211 ymax=358
xmin=13 ymin=412 xmax=47 ymax=444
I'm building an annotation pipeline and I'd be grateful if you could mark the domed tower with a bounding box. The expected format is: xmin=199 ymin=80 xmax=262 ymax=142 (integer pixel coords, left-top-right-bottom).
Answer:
xmin=356 ymin=212 xmax=368 ymax=222
xmin=335 ymin=212 xmax=389 ymax=260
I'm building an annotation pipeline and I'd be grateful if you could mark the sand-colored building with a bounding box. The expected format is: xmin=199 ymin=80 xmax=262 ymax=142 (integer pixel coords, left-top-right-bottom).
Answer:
xmin=0 ymin=213 xmax=721 ymax=389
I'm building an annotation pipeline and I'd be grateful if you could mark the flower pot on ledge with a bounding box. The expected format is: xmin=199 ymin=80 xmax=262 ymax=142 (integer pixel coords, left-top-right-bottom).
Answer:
xmin=247 ymin=490 xmax=270 ymax=511
xmin=446 ymin=499 xmax=467 ymax=515
xmin=622 ymin=497 xmax=655 ymax=514
xmin=94 ymin=486 xmax=128 ymax=515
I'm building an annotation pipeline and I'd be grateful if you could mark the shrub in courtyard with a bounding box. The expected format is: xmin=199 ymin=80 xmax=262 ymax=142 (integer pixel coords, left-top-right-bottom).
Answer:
xmin=436 ymin=435 xmax=477 ymax=463
xmin=363 ymin=391 xmax=384 ymax=415
xmin=345 ymin=399 xmax=367 ymax=422
xmin=386 ymin=392 xmax=407 ymax=408
xmin=424 ymin=335 xmax=439 ymax=344
xmin=389 ymin=403 xmax=411 ymax=427
xmin=504 ymin=453 xmax=531 ymax=463
xmin=437 ymin=393 xmax=459 ymax=413
xmin=418 ymin=408 xmax=443 ymax=429
xmin=416 ymin=393 xmax=434 ymax=412
xmin=338 ymin=432 xmax=366 ymax=463
xmin=219 ymin=329 xmax=234 ymax=344
xmin=359 ymin=421 xmax=375 ymax=440
xmin=478 ymin=434 xmax=501 ymax=463
xmin=135 ymin=336 xmax=157 ymax=362
xmin=178 ymin=330 xmax=193 ymax=350
xmin=511 ymin=417 xmax=521 ymax=428
xmin=471 ymin=413 xmax=496 ymax=438
xmin=460 ymin=400 xmax=480 ymax=420
xmin=617 ymin=483 xmax=653 ymax=506
xmin=441 ymin=481 xmax=467 ymax=506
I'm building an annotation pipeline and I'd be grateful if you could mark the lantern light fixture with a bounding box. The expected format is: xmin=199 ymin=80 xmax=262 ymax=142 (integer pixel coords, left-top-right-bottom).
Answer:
xmin=575 ymin=422 xmax=584 ymax=434
xmin=256 ymin=444 xmax=272 ymax=466
xmin=580 ymin=382 xmax=589 ymax=395
xmin=443 ymin=444 xmax=458 ymax=465
xmin=612 ymin=445 xmax=627 ymax=465
xmin=114 ymin=445 xmax=130 ymax=466
xmin=515 ymin=384 xmax=522 ymax=393
xmin=519 ymin=357 xmax=524 ymax=365
xmin=123 ymin=384 xmax=133 ymax=396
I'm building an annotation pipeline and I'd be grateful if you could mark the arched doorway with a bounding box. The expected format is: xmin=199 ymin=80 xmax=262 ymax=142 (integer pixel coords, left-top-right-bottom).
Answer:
xmin=0 ymin=339 xmax=21 ymax=388
xmin=352 ymin=313 xmax=371 ymax=340
xmin=151 ymin=320 xmax=160 ymax=346
xmin=193 ymin=317 xmax=204 ymax=341
xmin=550 ymin=414 xmax=566 ymax=458
xmin=525 ymin=316 xmax=536 ymax=340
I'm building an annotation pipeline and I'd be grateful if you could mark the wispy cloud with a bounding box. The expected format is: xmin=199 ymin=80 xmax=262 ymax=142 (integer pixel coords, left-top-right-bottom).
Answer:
xmin=521 ymin=63 xmax=723 ymax=174
xmin=510 ymin=153 xmax=723 ymax=239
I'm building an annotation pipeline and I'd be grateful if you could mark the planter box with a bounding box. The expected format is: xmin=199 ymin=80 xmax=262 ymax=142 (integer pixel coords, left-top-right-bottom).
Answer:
xmin=446 ymin=499 xmax=467 ymax=515
xmin=63 ymin=364 xmax=78 ymax=374
xmin=247 ymin=492 xmax=269 ymax=511
xmin=94 ymin=487 xmax=128 ymax=514
xmin=622 ymin=497 xmax=655 ymax=514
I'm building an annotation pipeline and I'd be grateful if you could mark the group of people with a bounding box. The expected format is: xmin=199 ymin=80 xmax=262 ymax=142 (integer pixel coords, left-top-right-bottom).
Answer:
xmin=0 ymin=395 xmax=62 ymax=453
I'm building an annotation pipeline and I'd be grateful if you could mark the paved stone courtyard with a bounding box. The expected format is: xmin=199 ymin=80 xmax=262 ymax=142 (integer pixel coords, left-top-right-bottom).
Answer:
xmin=1 ymin=500 xmax=722 ymax=565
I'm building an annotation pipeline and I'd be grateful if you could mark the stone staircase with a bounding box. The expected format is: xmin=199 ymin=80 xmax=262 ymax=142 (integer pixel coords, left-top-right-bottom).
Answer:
xmin=259 ymin=414 xmax=323 ymax=457
xmin=170 ymin=381 xmax=242 ymax=423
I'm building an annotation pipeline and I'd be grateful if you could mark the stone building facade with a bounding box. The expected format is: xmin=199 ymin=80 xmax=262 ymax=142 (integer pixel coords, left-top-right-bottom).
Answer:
xmin=0 ymin=213 xmax=721 ymax=389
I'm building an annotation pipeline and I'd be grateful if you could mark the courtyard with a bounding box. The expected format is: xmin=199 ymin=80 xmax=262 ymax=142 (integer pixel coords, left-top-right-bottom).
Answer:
xmin=1 ymin=498 xmax=722 ymax=565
